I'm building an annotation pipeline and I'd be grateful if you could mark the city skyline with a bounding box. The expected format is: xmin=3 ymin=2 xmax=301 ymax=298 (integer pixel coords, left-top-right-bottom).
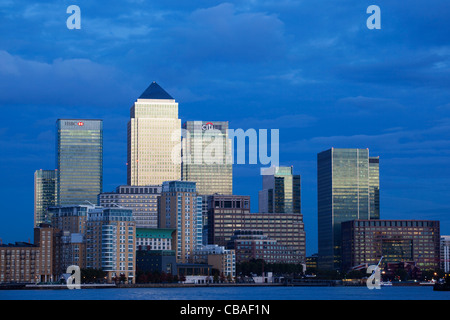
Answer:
xmin=0 ymin=1 xmax=449 ymax=258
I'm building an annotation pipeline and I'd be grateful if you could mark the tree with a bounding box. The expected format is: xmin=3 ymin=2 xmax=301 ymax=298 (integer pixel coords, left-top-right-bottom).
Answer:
xmin=80 ymin=268 xmax=106 ymax=283
xmin=119 ymin=273 xmax=127 ymax=284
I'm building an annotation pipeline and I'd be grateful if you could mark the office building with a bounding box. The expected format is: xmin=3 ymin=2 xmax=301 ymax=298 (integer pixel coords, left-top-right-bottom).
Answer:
xmin=127 ymin=82 xmax=181 ymax=186
xmin=227 ymin=230 xmax=302 ymax=265
xmin=259 ymin=166 xmax=301 ymax=213
xmin=306 ymin=254 xmax=318 ymax=270
xmin=85 ymin=207 xmax=136 ymax=284
xmin=206 ymin=194 xmax=250 ymax=245
xmin=34 ymin=169 xmax=57 ymax=226
xmin=56 ymin=119 xmax=103 ymax=206
xmin=135 ymin=228 xmax=177 ymax=277
xmin=158 ymin=181 xmax=203 ymax=263
xmin=98 ymin=185 xmax=161 ymax=228
xmin=369 ymin=156 xmax=380 ymax=219
xmin=136 ymin=228 xmax=175 ymax=251
xmin=441 ymin=235 xmax=450 ymax=273
xmin=136 ymin=250 xmax=177 ymax=276
xmin=207 ymin=195 xmax=306 ymax=262
xmin=181 ymin=121 xmax=232 ymax=195
xmin=317 ymin=148 xmax=380 ymax=270
xmin=341 ymin=219 xmax=440 ymax=272
xmin=191 ymin=244 xmax=236 ymax=279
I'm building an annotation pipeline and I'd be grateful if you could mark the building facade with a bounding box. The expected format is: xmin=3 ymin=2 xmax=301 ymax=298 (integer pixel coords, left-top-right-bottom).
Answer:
xmin=181 ymin=121 xmax=233 ymax=196
xmin=136 ymin=228 xmax=175 ymax=251
xmin=158 ymin=181 xmax=203 ymax=263
xmin=207 ymin=196 xmax=306 ymax=263
xmin=341 ymin=219 xmax=440 ymax=272
xmin=441 ymin=235 xmax=450 ymax=273
xmin=0 ymin=225 xmax=56 ymax=283
xmin=227 ymin=230 xmax=302 ymax=265
xmin=207 ymin=194 xmax=250 ymax=245
xmin=56 ymin=119 xmax=103 ymax=206
xmin=317 ymin=148 xmax=380 ymax=270
xmin=85 ymin=207 xmax=136 ymax=283
xmin=191 ymin=244 xmax=236 ymax=279
xmin=98 ymin=185 xmax=161 ymax=228
xmin=48 ymin=205 xmax=89 ymax=275
xmin=259 ymin=166 xmax=301 ymax=214
xmin=34 ymin=169 xmax=57 ymax=226
xmin=136 ymin=250 xmax=177 ymax=276
xmin=127 ymin=82 xmax=181 ymax=186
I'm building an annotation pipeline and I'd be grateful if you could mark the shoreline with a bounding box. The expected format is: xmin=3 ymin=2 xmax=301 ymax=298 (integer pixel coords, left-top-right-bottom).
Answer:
xmin=0 ymin=280 xmax=435 ymax=290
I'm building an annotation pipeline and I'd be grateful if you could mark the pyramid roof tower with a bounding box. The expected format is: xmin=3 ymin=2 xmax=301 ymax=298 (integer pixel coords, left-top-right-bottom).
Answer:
xmin=139 ymin=81 xmax=174 ymax=100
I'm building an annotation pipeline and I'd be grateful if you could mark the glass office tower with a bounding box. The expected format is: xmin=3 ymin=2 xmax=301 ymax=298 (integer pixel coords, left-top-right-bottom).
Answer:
xmin=127 ymin=82 xmax=181 ymax=186
xmin=369 ymin=156 xmax=380 ymax=219
xmin=259 ymin=166 xmax=301 ymax=214
xmin=56 ymin=119 xmax=103 ymax=206
xmin=181 ymin=121 xmax=232 ymax=195
xmin=34 ymin=169 xmax=57 ymax=226
xmin=317 ymin=148 xmax=380 ymax=270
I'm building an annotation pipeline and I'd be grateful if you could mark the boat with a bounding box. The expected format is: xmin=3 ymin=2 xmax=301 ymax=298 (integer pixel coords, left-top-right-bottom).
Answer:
xmin=433 ymin=280 xmax=450 ymax=291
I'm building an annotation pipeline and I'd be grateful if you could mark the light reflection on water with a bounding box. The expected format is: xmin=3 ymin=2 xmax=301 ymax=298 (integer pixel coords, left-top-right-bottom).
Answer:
xmin=0 ymin=286 xmax=449 ymax=300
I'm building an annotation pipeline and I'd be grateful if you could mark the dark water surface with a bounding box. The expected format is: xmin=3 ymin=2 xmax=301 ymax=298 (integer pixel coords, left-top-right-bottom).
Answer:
xmin=0 ymin=285 xmax=448 ymax=300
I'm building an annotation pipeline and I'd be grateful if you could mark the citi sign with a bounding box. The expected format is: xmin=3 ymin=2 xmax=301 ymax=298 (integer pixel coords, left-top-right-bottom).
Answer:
xmin=173 ymin=121 xmax=279 ymax=175
xmin=202 ymin=122 xmax=214 ymax=131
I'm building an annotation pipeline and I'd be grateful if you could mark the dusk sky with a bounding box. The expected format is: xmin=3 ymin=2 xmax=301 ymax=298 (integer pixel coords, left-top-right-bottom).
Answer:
xmin=1 ymin=0 xmax=449 ymax=255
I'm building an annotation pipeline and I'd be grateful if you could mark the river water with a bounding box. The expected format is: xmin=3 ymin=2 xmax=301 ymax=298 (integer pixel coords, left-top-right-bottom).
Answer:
xmin=0 ymin=285 xmax=448 ymax=300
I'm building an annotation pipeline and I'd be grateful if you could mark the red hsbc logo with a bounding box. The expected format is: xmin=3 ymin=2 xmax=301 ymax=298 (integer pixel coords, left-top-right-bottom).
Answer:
xmin=78 ymin=122 xmax=84 ymax=126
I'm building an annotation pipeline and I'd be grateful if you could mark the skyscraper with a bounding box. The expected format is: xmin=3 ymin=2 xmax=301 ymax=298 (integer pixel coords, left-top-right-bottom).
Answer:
xmin=317 ymin=148 xmax=380 ymax=270
xmin=34 ymin=169 xmax=57 ymax=226
xmin=369 ymin=156 xmax=380 ymax=219
xmin=258 ymin=166 xmax=301 ymax=213
xmin=158 ymin=181 xmax=203 ymax=263
xmin=85 ymin=207 xmax=136 ymax=284
xmin=181 ymin=121 xmax=233 ymax=196
xmin=127 ymin=82 xmax=181 ymax=186
xmin=56 ymin=119 xmax=103 ymax=206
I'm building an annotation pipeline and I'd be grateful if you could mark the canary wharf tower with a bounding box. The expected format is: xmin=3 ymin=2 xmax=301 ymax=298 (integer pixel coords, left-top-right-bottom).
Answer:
xmin=127 ymin=82 xmax=181 ymax=185
xmin=56 ymin=119 xmax=103 ymax=206
xmin=317 ymin=148 xmax=380 ymax=270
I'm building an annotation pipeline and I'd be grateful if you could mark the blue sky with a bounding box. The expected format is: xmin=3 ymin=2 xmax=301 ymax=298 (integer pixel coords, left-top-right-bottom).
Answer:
xmin=0 ymin=0 xmax=449 ymax=255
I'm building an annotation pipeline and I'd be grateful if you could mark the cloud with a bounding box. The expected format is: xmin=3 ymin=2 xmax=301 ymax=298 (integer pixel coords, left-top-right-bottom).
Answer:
xmin=170 ymin=3 xmax=286 ymax=64
xmin=282 ymin=118 xmax=450 ymax=156
xmin=337 ymin=95 xmax=405 ymax=113
xmin=230 ymin=113 xmax=316 ymax=129
xmin=335 ymin=51 xmax=450 ymax=89
xmin=263 ymin=69 xmax=318 ymax=85
xmin=0 ymin=50 xmax=135 ymax=107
